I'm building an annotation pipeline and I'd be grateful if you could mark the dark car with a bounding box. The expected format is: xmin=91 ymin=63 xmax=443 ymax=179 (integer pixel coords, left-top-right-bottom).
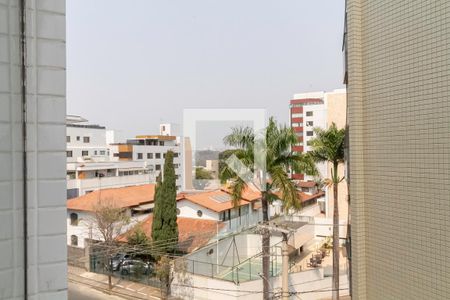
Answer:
xmin=109 ymin=253 xmax=131 ymax=271
xmin=119 ymin=259 xmax=153 ymax=276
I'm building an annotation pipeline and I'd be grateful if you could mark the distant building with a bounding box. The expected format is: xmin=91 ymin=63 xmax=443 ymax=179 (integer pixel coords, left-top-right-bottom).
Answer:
xmin=205 ymin=159 xmax=219 ymax=179
xmin=66 ymin=116 xmax=152 ymax=198
xmin=289 ymin=89 xmax=347 ymax=219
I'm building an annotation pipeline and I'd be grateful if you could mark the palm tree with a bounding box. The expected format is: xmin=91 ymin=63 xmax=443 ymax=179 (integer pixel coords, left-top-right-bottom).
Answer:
xmin=308 ymin=123 xmax=345 ymax=300
xmin=221 ymin=117 xmax=316 ymax=300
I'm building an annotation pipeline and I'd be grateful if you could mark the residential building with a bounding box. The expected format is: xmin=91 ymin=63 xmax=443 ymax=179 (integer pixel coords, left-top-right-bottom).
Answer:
xmin=0 ymin=1 xmax=67 ymax=298
xmin=67 ymin=184 xmax=156 ymax=249
xmin=110 ymin=134 xmax=184 ymax=190
xmin=66 ymin=116 xmax=152 ymax=198
xmin=345 ymin=1 xmax=450 ymax=299
xmin=290 ymin=89 xmax=348 ymax=219
xmin=205 ymin=159 xmax=219 ymax=179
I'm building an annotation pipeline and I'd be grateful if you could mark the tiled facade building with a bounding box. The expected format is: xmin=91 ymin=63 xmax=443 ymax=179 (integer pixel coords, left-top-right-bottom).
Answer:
xmin=345 ymin=1 xmax=450 ymax=299
xmin=0 ymin=0 xmax=67 ymax=298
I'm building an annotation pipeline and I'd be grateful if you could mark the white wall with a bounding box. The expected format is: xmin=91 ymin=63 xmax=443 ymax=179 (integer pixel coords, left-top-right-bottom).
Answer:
xmin=66 ymin=126 xmax=109 ymax=162
xmin=177 ymin=200 xmax=219 ymax=221
xmin=0 ymin=1 xmax=67 ymax=298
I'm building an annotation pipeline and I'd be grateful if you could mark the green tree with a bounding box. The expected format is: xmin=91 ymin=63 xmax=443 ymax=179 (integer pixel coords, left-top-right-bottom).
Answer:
xmin=309 ymin=123 xmax=345 ymax=300
xmin=221 ymin=117 xmax=316 ymax=300
xmin=151 ymin=151 xmax=179 ymax=255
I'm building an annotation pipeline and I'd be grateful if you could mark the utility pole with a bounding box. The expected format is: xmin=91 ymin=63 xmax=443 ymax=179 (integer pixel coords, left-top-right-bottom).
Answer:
xmin=258 ymin=224 xmax=291 ymax=300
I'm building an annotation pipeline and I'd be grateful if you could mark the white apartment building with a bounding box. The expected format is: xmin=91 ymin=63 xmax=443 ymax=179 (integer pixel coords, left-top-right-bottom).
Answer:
xmin=110 ymin=135 xmax=184 ymax=190
xmin=66 ymin=116 xmax=153 ymax=198
xmin=0 ymin=1 xmax=67 ymax=298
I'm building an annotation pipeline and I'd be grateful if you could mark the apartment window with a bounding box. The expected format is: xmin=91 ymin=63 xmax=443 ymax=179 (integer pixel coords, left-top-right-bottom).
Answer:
xmin=155 ymin=153 xmax=161 ymax=159
xmin=94 ymin=150 xmax=97 ymax=155
xmin=163 ymin=153 xmax=166 ymax=158
xmin=113 ymin=153 xmax=119 ymax=157
xmin=76 ymin=136 xmax=80 ymax=141
xmin=155 ymin=164 xmax=161 ymax=171
xmin=159 ymin=141 xmax=164 ymax=146
xmin=71 ymin=235 xmax=78 ymax=246
xmin=306 ymin=131 xmax=314 ymax=137
xmin=306 ymin=121 xmax=314 ymax=127
xmin=137 ymin=153 xmax=143 ymax=159
xmin=100 ymin=150 xmax=106 ymax=155
xmin=174 ymin=152 xmax=179 ymax=158
xmin=147 ymin=153 xmax=153 ymax=159
xmin=197 ymin=210 xmax=203 ymax=217
xmin=291 ymin=113 xmax=303 ymax=118
xmin=66 ymin=136 xmax=70 ymax=142
xmin=82 ymin=150 xmax=88 ymax=156
xmin=70 ymin=213 xmax=78 ymax=226
xmin=83 ymin=136 xmax=90 ymax=143
xmin=162 ymin=126 xmax=166 ymax=131
xmin=306 ymin=111 xmax=313 ymax=117
xmin=66 ymin=151 xmax=73 ymax=157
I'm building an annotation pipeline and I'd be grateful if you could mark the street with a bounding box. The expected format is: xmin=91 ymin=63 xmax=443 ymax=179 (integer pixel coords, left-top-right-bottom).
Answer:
xmin=68 ymin=281 xmax=125 ymax=300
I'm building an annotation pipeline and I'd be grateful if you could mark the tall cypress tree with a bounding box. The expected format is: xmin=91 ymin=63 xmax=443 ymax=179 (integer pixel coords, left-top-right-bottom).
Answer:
xmin=151 ymin=150 xmax=178 ymax=254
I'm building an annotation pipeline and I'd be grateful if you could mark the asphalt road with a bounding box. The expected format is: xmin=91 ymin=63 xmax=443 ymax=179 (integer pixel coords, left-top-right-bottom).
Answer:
xmin=68 ymin=281 xmax=125 ymax=300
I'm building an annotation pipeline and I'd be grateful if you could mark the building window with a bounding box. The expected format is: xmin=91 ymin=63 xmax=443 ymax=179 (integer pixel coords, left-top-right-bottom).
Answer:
xmin=83 ymin=136 xmax=90 ymax=143
xmin=113 ymin=153 xmax=119 ymax=157
xmin=159 ymin=141 xmax=164 ymax=146
xmin=174 ymin=164 xmax=179 ymax=169
xmin=163 ymin=153 xmax=166 ymax=158
xmin=66 ymin=151 xmax=73 ymax=157
xmin=94 ymin=150 xmax=97 ymax=155
xmin=66 ymin=136 xmax=70 ymax=143
xmin=76 ymin=136 xmax=80 ymax=141
xmin=306 ymin=121 xmax=314 ymax=127
xmin=306 ymin=111 xmax=313 ymax=117
xmin=197 ymin=210 xmax=203 ymax=217
xmin=307 ymin=140 xmax=313 ymax=146
xmin=291 ymin=113 xmax=303 ymax=118
xmin=70 ymin=213 xmax=78 ymax=226
xmin=155 ymin=164 xmax=161 ymax=171
xmin=82 ymin=150 xmax=88 ymax=156
xmin=162 ymin=126 xmax=166 ymax=131
xmin=147 ymin=153 xmax=153 ymax=159
xmin=174 ymin=152 xmax=179 ymax=158
xmin=155 ymin=153 xmax=161 ymax=159
xmin=137 ymin=153 xmax=143 ymax=159
xmin=306 ymin=131 xmax=314 ymax=137
xmin=71 ymin=235 xmax=78 ymax=246
xmin=100 ymin=150 xmax=106 ymax=155
xmin=176 ymin=208 xmax=180 ymax=215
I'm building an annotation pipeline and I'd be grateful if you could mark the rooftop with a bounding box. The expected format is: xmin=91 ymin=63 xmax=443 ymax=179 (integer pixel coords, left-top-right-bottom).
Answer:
xmin=67 ymin=184 xmax=156 ymax=212
xmin=118 ymin=215 xmax=224 ymax=253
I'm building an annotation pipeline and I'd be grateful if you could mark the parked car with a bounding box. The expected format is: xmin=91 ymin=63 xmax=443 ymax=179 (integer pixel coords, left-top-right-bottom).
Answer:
xmin=120 ymin=259 xmax=153 ymax=276
xmin=109 ymin=253 xmax=131 ymax=271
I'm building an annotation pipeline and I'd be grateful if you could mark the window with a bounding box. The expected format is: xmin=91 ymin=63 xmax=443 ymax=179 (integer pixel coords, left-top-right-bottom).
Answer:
xmin=76 ymin=136 xmax=80 ymax=141
xmin=83 ymin=136 xmax=90 ymax=143
xmin=66 ymin=136 xmax=70 ymax=143
xmin=306 ymin=111 xmax=313 ymax=117
xmin=162 ymin=126 xmax=165 ymax=131
xmin=113 ymin=153 xmax=119 ymax=157
xmin=307 ymin=140 xmax=313 ymax=146
xmin=163 ymin=153 xmax=166 ymax=158
xmin=291 ymin=113 xmax=303 ymax=118
xmin=306 ymin=121 xmax=314 ymax=127
xmin=197 ymin=210 xmax=203 ymax=217
xmin=155 ymin=153 xmax=161 ymax=159
xmin=71 ymin=235 xmax=78 ymax=246
xmin=147 ymin=153 xmax=153 ymax=159
xmin=174 ymin=152 xmax=179 ymax=158
xmin=70 ymin=213 xmax=78 ymax=226
xmin=306 ymin=131 xmax=314 ymax=137
xmin=100 ymin=150 xmax=106 ymax=155
xmin=174 ymin=164 xmax=179 ymax=169
xmin=176 ymin=208 xmax=180 ymax=215
xmin=159 ymin=141 xmax=164 ymax=146
xmin=66 ymin=151 xmax=73 ymax=157
xmin=155 ymin=164 xmax=161 ymax=171
xmin=82 ymin=150 xmax=88 ymax=156
xmin=137 ymin=153 xmax=143 ymax=159
xmin=94 ymin=150 xmax=97 ymax=155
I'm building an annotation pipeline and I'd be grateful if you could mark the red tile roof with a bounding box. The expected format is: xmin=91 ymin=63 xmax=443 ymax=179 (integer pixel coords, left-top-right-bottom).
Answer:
xmin=300 ymin=191 xmax=325 ymax=203
xmin=118 ymin=216 xmax=224 ymax=253
xmin=297 ymin=181 xmax=317 ymax=188
xmin=179 ymin=189 xmax=250 ymax=213
xmin=67 ymin=184 xmax=156 ymax=212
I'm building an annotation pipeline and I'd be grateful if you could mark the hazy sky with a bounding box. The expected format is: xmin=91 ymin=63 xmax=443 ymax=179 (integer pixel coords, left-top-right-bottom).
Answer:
xmin=67 ymin=0 xmax=345 ymax=149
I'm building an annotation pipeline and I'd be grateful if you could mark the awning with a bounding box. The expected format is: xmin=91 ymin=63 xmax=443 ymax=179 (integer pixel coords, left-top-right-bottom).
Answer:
xmin=132 ymin=203 xmax=154 ymax=211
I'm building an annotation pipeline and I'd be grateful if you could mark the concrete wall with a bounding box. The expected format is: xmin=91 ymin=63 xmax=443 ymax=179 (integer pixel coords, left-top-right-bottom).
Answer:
xmin=177 ymin=199 xmax=219 ymax=221
xmin=0 ymin=0 xmax=67 ymax=298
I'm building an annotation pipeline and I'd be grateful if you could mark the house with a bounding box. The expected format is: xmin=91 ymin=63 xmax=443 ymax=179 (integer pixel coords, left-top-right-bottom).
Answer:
xmin=67 ymin=184 xmax=156 ymax=249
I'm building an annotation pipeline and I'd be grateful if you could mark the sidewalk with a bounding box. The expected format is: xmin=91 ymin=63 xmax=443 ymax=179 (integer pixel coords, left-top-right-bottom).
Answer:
xmin=68 ymin=266 xmax=163 ymax=300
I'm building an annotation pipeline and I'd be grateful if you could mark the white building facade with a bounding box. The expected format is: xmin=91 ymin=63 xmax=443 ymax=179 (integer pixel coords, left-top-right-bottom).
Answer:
xmin=0 ymin=1 xmax=67 ymax=298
